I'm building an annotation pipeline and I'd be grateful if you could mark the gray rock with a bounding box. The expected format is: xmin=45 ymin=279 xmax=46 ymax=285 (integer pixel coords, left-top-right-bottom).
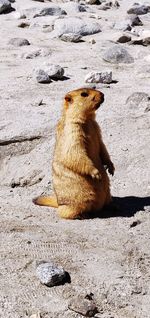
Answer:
xmin=35 ymin=69 xmax=51 ymax=84
xmin=117 ymin=34 xmax=131 ymax=43
xmin=33 ymin=6 xmax=67 ymax=18
xmin=50 ymin=17 xmax=101 ymax=38
xmin=22 ymin=48 xmax=51 ymax=59
xmin=127 ymin=4 xmax=149 ymax=15
xmin=36 ymin=261 xmax=67 ymax=287
xmin=103 ymin=45 xmax=134 ymax=64
xmin=60 ymin=33 xmax=82 ymax=43
xmin=85 ymin=0 xmax=97 ymax=4
xmin=113 ymin=20 xmax=131 ymax=31
xmin=44 ymin=64 xmax=64 ymax=79
xmin=126 ymin=92 xmax=150 ymax=108
xmin=61 ymin=2 xmax=87 ymax=14
xmin=0 ymin=0 xmax=12 ymax=14
xmin=8 ymin=38 xmax=30 ymax=46
xmin=69 ymin=295 xmax=98 ymax=317
xmin=85 ymin=71 xmax=112 ymax=84
xmin=127 ymin=14 xmax=143 ymax=26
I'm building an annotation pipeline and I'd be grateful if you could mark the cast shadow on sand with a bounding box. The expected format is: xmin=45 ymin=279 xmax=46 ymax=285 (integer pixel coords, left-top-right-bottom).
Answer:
xmin=87 ymin=196 xmax=150 ymax=219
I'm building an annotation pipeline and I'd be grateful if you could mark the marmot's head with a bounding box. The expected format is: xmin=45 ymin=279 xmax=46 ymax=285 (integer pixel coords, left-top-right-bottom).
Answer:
xmin=64 ymin=88 xmax=104 ymax=117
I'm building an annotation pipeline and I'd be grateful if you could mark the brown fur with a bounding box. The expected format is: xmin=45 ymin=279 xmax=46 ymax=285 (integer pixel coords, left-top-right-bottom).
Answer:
xmin=33 ymin=88 xmax=115 ymax=219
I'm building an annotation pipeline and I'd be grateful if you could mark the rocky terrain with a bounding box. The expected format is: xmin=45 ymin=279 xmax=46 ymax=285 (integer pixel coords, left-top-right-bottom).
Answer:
xmin=0 ymin=0 xmax=150 ymax=317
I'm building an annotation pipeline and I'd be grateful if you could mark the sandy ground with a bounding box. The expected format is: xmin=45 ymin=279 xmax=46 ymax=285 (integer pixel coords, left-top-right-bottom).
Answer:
xmin=0 ymin=0 xmax=150 ymax=317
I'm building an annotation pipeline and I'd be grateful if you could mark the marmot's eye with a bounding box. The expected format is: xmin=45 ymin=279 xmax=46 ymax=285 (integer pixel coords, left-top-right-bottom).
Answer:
xmin=81 ymin=92 xmax=89 ymax=97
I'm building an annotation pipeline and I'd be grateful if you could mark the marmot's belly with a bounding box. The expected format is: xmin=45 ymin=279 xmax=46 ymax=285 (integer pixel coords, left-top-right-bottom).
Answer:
xmin=53 ymin=164 xmax=109 ymax=208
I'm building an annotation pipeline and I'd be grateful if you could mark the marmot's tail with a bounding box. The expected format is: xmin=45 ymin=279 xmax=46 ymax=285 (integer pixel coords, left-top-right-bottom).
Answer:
xmin=33 ymin=196 xmax=58 ymax=208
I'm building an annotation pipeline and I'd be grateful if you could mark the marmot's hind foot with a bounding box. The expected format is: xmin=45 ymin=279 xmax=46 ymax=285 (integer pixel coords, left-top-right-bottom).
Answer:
xmin=58 ymin=205 xmax=82 ymax=219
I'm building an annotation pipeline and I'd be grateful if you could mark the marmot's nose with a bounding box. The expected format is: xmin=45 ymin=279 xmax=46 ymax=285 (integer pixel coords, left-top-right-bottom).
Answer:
xmin=100 ymin=92 xmax=104 ymax=103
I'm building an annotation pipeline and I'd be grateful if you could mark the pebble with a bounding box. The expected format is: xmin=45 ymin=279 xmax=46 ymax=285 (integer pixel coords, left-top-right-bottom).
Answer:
xmin=60 ymin=33 xmax=82 ymax=43
xmin=89 ymin=38 xmax=96 ymax=44
xmin=127 ymin=4 xmax=149 ymax=15
xmin=50 ymin=17 xmax=101 ymax=37
xmin=117 ymin=34 xmax=131 ymax=43
xmin=33 ymin=6 xmax=67 ymax=18
xmin=0 ymin=0 xmax=12 ymax=14
xmin=8 ymin=38 xmax=30 ymax=47
xmin=69 ymin=295 xmax=98 ymax=317
xmin=103 ymin=44 xmax=134 ymax=64
xmin=36 ymin=261 xmax=67 ymax=287
xmin=35 ymin=69 xmax=51 ymax=84
xmin=85 ymin=71 xmax=112 ymax=84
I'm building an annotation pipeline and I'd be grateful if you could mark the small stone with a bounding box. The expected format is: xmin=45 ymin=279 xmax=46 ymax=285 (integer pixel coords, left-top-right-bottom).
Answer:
xmin=85 ymin=71 xmax=112 ymax=84
xmin=113 ymin=21 xmax=131 ymax=31
xmin=127 ymin=14 xmax=143 ymax=27
xmin=127 ymin=4 xmax=149 ymax=15
xmin=62 ymin=3 xmax=86 ymax=14
xmin=60 ymin=33 xmax=82 ymax=43
xmin=103 ymin=45 xmax=134 ymax=64
xmin=35 ymin=69 xmax=51 ymax=84
xmin=130 ymin=220 xmax=141 ymax=228
xmin=117 ymin=34 xmax=131 ymax=43
xmin=0 ymin=0 xmax=12 ymax=14
xmin=85 ymin=0 xmax=97 ymax=4
xmin=8 ymin=38 xmax=30 ymax=47
xmin=69 ymin=295 xmax=98 ymax=317
xmin=18 ymin=22 xmax=30 ymax=28
xmin=36 ymin=261 xmax=67 ymax=287
xmin=44 ymin=64 xmax=64 ymax=80
xmin=126 ymin=92 xmax=150 ymax=108
xmin=30 ymin=314 xmax=41 ymax=318
xmin=13 ymin=11 xmax=26 ymax=19
xmin=89 ymin=38 xmax=96 ymax=44
xmin=33 ymin=6 xmax=67 ymax=18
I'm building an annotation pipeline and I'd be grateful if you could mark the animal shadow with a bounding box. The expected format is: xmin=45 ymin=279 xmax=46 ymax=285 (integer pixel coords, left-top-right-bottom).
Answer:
xmin=88 ymin=196 xmax=150 ymax=219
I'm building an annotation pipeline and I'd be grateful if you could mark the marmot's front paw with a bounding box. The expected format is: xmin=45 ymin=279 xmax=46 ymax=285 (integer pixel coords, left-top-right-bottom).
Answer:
xmin=107 ymin=161 xmax=115 ymax=176
xmin=91 ymin=168 xmax=102 ymax=180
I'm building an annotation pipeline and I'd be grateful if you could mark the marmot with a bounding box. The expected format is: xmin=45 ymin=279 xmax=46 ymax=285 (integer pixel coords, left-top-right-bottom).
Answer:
xmin=33 ymin=88 xmax=115 ymax=219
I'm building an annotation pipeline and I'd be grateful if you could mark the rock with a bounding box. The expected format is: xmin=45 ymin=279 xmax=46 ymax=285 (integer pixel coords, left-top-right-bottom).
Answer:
xmin=22 ymin=48 xmax=51 ymax=59
xmin=61 ymin=2 xmax=87 ymax=14
xmin=35 ymin=69 xmax=51 ymax=84
xmin=131 ymin=30 xmax=150 ymax=46
xmin=85 ymin=71 xmax=112 ymax=84
xmin=60 ymin=33 xmax=82 ymax=43
xmin=36 ymin=261 xmax=67 ymax=287
xmin=85 ymin=0 xmax=98 ymax=4
xmin=117 ymin=34 xmax=131 ymax=43
xmin=13 ymin=11 xmax=26 ymax=19
xmin=33 ymin=6 xmax=67 ymax=18
xmin=50 ymin=17 xmax=101 ymax=38
xmin=44 ymin=64 xmax=64 ymax=80
xmin=0 ymin=0 xmax=12 ymax=14
xmin=127 ymin=4 xmax=149 ymax=15
xmin=89 ymin=38 xmax=96 ymax=44
xmin=103 ymin=45 xmax=134 ymax=64
xmin=99 ymin=1 xmax=119 ymax=10
xmin=30 ymin=314 xmax=41 ymax=318
xmin=69 ymin=295 xmax=98 ymax=317
xmin=18 ymin=22 xmax=30 ymax=28
xmin=126 ymin=92 xmax=150 ymax=108
xmin=8 ymin=38 xmax=30 ymax=47
xmin=113 ymin=20 xmax=131 ymax=31
xmin=127 ymin=14 xmax=143 ymax=27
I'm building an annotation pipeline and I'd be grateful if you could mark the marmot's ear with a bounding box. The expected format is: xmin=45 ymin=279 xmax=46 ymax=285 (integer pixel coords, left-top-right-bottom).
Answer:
xmin=64 ymin=94 xmax=73 ymax=109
